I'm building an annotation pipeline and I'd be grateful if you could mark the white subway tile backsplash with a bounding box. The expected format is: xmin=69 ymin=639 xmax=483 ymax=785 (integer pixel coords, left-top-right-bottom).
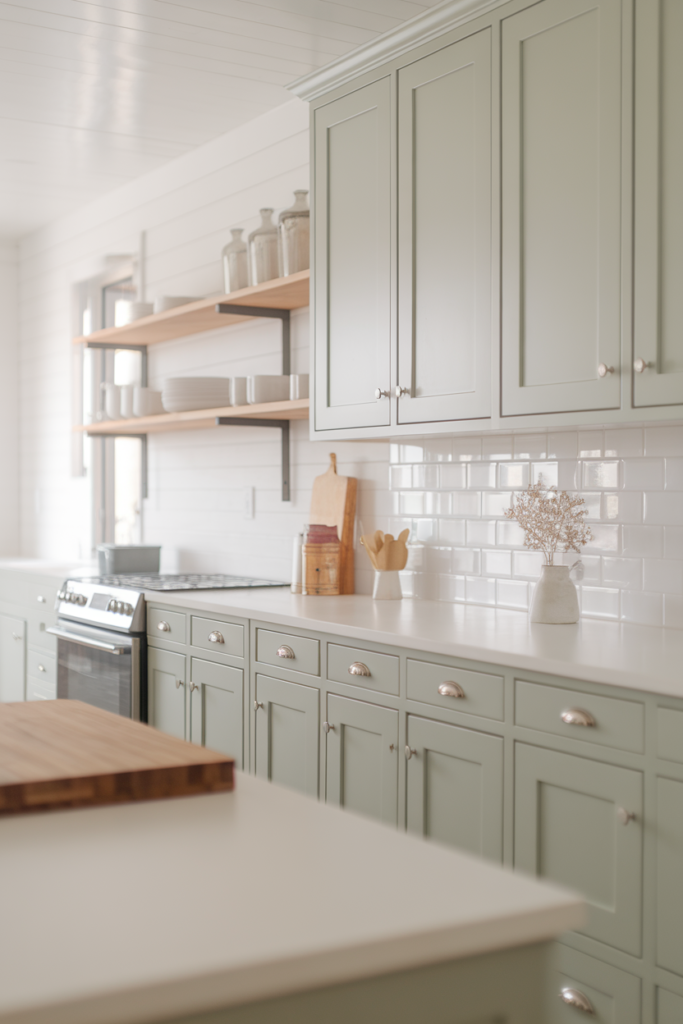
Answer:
xmin=513 ymin=550 xmax=546 ymax=577
xmin=496 ymin=519 xmax=526 ymax=547
xmin=644 ymin=425 xmax=683 ymax=457
xmin=514 ymin=434 xmax=547 ymax=459
xmin=557 ymin=461 xmax=579 ymax=490
xmin=664 ymin=594 xmax=683 ymax=629
xmin=533 ymin=461 xmax=558 ymax=487
xmin=482 ymin=491 xmax=511 ymax=517
xmin=602 ymin=492 xmax=643 ymax=523
xmin=496 ymin=578 xmax=529 ymax=609
xmin=644 ymin=492 xmax=683 ymax=525
xmin=439 ymin=463 xmax=467 ymax=490
xmin=664 ymin=526 xmax=683 ymax=560
xmin=603 ymin=428 xmax=643 ymax=458
xmin=602 ymin=557 xmax=643 ymax=590
xmin=424 ymin=491 xmax=451 ymax=516
xmin=452 ymin=437 xmax=482 ymax=461
xmin=468 ymin=463 xmax=497 ymax=489
xmin=578 ymin=430 xmax=604 ymax=457
xmin=482 ymin=435 xmax=513 ymax=460
xmin=423 ymin=438 xmax=453 ymax=462
xmin=452 ymin=491 xmax=481 ymax=517
xmin=643 ymin=559 xmax=683 ymax=595
xmin=580 ymin=586 xmax=620 ymax=619
xmin=547 ymin=431 xmax=578 ymax=459
xmin=499 ymin=462 xmax=530 ymax=489
xmin=665 ymin=458 xmax=683 ymax=490
xmin=622 ymin=524 xmax=663 ymax=558
xmin=438 ymin=519 xmax=466 ymax=545
xmin=399 ymin=492 xmax=425 ymax=516
xmin=466 ymin=520 xmax=497 ymax=546
xmin=622 ymin=458 xmax=664 ymax=491
xmin=483 ymin=549 xmax=512 ymax=576
xmin=414 ymin=464 xmax=439 ymax=490
xmin=452 ymin=548 xmax=481 ymax=574
xmin=582 ymin=460 xmax=620 ymax=489
xmin=621 ymin=590 xmax=664 ymax=627
xmin=439 ymin=573 xmax=466 ymax=602
xmin=466 ymin=576 xmax=497 ymax=605
xmin=584 ymin=523 xmax=620 ymax=553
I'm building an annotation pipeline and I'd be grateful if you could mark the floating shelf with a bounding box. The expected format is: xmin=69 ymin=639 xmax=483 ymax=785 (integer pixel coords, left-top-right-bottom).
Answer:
xmin=72 ymin=270 xmax=310 ymax=349
xmin=77 ymin=399 xmax=309 ymax=437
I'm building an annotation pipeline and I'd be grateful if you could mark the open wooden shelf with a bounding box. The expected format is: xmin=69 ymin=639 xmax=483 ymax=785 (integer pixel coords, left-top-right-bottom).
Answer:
xmin=77 ymin=398 xmax=309 ymax=436
xmin=72 ymin=269 xmax=310 ymax=348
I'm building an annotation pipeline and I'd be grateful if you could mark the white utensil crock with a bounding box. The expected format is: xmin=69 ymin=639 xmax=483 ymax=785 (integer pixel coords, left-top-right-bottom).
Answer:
xmin=372 ymin=570 xmax=402 ymax=601
xmin=530 ymin=564 xmax=579 ymax=624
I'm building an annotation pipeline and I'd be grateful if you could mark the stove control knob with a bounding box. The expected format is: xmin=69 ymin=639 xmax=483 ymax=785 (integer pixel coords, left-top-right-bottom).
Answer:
xmin=124 ymin=603 xmax=133 ymax=615
xmin=76 ymin=595 xmax=87 ymax=606
xmin=57 ymin=590 xmax=65 ymax=601
xmin=108 ymin=599 xmax=117 ymax=612
xmin=66 ymin=593 xmax=75 ymax=602
xmin=115 ymin=601 xmax=123 ymax=613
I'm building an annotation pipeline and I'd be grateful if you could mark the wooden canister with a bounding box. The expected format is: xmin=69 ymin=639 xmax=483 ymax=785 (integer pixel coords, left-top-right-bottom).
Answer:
xmin=302 ymin=542 xmax=341 ymax=596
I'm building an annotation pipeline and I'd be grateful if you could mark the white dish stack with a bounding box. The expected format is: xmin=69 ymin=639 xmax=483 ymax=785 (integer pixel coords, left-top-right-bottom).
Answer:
xmin=161 ymin=377 xmax=232 ymax=413
xmin=246 ymin=375 xmax=291 ymax=404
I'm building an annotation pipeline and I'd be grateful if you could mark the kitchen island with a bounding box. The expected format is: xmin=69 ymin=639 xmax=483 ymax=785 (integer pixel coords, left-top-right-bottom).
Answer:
xmin=0 ymin=771 xmax=581 ymax=1024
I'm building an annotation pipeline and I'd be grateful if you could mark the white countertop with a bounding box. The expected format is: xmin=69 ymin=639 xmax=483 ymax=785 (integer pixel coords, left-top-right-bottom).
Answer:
xmin=0 ymin=558 xmax=98 ymax=580
xmin=0 ymin=773 xmax=582 ymax=1024
xmin=147 ymin=587 xmax=683 ymax=698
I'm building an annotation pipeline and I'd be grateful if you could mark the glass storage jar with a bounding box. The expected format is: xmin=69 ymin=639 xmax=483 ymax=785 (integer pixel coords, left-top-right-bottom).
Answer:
xmin=248 ymin=209 xmax=279 ymax=285
xmin=222 ymin=229 xmax=248 ymax=293
xmin=278 ymin=190 xmax=310 ymax=276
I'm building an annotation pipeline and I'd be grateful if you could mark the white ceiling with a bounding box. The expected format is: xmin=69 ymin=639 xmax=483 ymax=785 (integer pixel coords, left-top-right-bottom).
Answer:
xmin=0 ymin=0 xmax=442 ymax=239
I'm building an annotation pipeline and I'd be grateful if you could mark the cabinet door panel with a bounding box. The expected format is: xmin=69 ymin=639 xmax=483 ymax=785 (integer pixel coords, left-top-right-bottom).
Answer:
xmin=547 ymin=945 xmax=640 ymax=1024
xmin=0 ymin=614 xmax=26 ymax=702
xmin=313 ymin=78 xmax=392 ymax=431
xmin=633 ymin=0 xmax=683 ymax=406
xmin=326 ymin=694 xmax=398 ymax=825
xmin=189 ymin=657 xmax=243 ymax=763
xmin=501 ymin=0 xmax=622 ymax=415
xmin=515 ymin=744 xmax=643 ymax=956
xmin=656 ymin=776 xmax=683 ymax=976
xmin=255 ymin=674 xmax=319 ymax=797
xmin=406 ymin=716 xmax=503 ymax=862
xmin=397 ymin=29 xmax=491 ymax=423
xmin=147 ymin=647 xmax=186 ymax=740
xmin=658 ymin=987 xmax=683 ymax=1023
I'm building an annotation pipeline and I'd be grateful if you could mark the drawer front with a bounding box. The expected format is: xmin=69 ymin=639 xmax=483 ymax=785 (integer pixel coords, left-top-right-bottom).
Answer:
xmin=191 ymin=616 xmax=243 ymax=658
xmin=26 ymin=676 xmax=56 ymax=701
xmin=27 ymin=650 xmax=55 ymax=685
xmin=327 ymin=643 xmax=399 ymax=695
xmin=657 ymin=707 xmax=683 ymax=764
xmin=548 ymin=945 xmax=640 ymax=1024
xmin=256 ymin=629 xmax=320 ymax=676
xmin=407 ymin=659 xmax=504 ymax=720
xmin=515 ymin=679 xmax=645 ymax=753
xmin=148 ymin=607 xmax=186 ymax=644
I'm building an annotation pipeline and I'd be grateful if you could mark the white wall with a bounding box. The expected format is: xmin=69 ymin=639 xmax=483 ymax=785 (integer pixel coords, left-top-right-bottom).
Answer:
xmin=18 ymin=99 xmax=682 ymax=627
xmin=0 ymin=241 xmax=19 ymax=555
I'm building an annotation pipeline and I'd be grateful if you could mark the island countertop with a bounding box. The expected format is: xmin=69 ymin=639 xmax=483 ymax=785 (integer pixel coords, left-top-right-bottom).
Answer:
xmin=0 ymin=772 xmax=581 ymax=1024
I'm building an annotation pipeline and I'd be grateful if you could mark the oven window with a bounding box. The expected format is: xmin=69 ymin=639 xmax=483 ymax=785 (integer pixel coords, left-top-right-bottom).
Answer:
xmin=57 ymin=639 xmax=133 ymax=718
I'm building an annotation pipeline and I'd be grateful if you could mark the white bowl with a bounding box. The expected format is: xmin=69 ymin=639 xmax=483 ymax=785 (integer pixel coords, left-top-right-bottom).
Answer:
xmin=162 ymin=395 xmax=231 ymax=413
xmin=247 ymin=375 xmax=290 ymax=404
xmin=114 ymin=301 xmax=154 ymax=327
xmin=153 ymin=296 xmax=201 ymax=314
xmin=289 ymin=374 xmax=309 ymax=400
xmin=230 ymin=377 xmax=247 ymax=407
xmin=133 ymin=387 xmax=165 ymax=417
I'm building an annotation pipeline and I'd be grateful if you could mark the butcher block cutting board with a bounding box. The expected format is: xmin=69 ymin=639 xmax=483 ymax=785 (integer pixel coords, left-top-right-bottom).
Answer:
xmin=0 ymin=700 xmax=234 ymax=816
xmin=309 ymin=453 xmax=357 ymax=594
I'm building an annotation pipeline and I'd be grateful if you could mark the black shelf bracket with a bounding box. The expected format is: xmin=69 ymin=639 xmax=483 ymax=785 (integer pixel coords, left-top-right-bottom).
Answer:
xmin=216 ymin=417 xmax=290 ymax=501
xmin=215 ymin=304 xmax=290 ymax=375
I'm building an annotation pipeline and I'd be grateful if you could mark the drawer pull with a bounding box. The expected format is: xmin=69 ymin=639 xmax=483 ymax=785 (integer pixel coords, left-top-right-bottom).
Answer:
xmin=405 ymin=746 xmax=417 ymax=760
xmin=38 ymin=664 xmax=46 ymax=673
xmin=254 ymin=700 xmax=264 ymax=711
xmin=189 ymin=682 xmax=199 ymax=693
xmin=438 ymin=681 xmax=465 ymax=699
xmin=617 ymin=807 xmax=636 ymax=826
xmin=157 ymin=621 xmax=171 ymax=632
xmin=175 ymin=679 xmax=184 ymax=689
xmin=276 ymin=645 xmax=295 ymax=659
xmin=323 ymin=721 xmax=335 ymax=734
xmin=561 ymin=708 xmax=595 ymax=728
xmin=348 ymin=662 xmax=371 ymax=677
xmin=560 ymin=987 xmax=595 ymax=1014
xmin=208 ymin=631 xmax=224 ymax=644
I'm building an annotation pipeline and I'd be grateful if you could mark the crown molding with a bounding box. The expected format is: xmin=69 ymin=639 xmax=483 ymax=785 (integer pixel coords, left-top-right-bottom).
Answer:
xmin=288 ymin=0 xmax=502 ymax=101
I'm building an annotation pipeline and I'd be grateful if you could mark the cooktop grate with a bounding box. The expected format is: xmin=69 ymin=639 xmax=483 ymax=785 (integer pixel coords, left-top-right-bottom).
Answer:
xmin=75 ymin=574 xmax=289 ymax=592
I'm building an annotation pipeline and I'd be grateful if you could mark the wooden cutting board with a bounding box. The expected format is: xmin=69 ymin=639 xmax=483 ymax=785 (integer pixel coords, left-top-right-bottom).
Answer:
xmin=309 ymin=453 xmax=357 ymax=594
xmin=0 ymin=700 xmax=234 ymax=816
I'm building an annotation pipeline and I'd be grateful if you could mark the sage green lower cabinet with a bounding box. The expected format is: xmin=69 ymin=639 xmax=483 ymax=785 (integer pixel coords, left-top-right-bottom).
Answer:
xmin=515 ymin=744 xmax=643 ymax=956
xmin=189 ymin=657 xmax=243 ymax=762
xmin=254 ymin=674 xmax=319 ymax=798
xmin=405 ymin=716 xmax=503 ymax=862
xmin=656 ymin=776 xmax=683 ymax=977
xmin=548 ymin=945 xmax=640 ymax=1024
xmin=147 ymin=647 xmax=187 ymax=741
xmin=0 ymin=613 xmax=25 ymax=702
xmin=325 ymin=694 xmax=398 ymax=825
xmin=658 ymin=987 xmax=683 ymax=1023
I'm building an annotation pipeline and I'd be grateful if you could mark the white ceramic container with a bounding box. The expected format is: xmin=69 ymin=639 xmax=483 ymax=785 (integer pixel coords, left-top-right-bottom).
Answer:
xmin=100 ymin=383 xmax=121 ymax=420
xmin=289 ymin=374 xmax=310 ymax=400
xmin=161 ymin=377 xmax=231 ymax=412
xmin=230 ymin=377 xmax=248 ymax=406
xmin=133 ymin=387 xmax=164 ymax=417
xmin=530 ymin=564 xmax=580 ymax=624
xmin=114 ymin=301 xmax=154 ymax=327
xmin=247 ymin=375 xmax=290 ymax=404
xmin=119 ymin=384 xmax=135 ymax=419
xmin=372 ymin=570 xmax=403 ymax=600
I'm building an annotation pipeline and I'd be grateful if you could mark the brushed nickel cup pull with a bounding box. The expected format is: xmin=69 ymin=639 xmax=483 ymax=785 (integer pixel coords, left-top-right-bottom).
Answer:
xmin=253 ymin=700 xmax=264 ymax=711
xmin=405 ymin=746 xmax=417 ymax=760
xmin=348 ymin=662 xmax=371 ymax=677
xmin=598 ymin=363 xmax=614 ymax=377
xmin=208 ymin=631 xmax=224 ymax=644
xmin=561 ymin=708 xmax=596 ymax=728
xmin=175 ymin=679 xmax=184 ymax=689
xmin=157 ymin=621 xmax=171 ymax=632
xmin=634 ymin=357 xmax=649 ymax=374
xmin=438 ymin=681 xmax=465 ymax=698
xmin=276 ymin=645 xmax=295 ymax=659
xmin=560 ymin=987 xmax=595 ymax=1014
xmin=323 ymin=721 xmax=335 ymax=733
xmin=617 ymin=807 xmax=636 ymax=826
xmin=189 ymin=682 xmax=199 ymax=693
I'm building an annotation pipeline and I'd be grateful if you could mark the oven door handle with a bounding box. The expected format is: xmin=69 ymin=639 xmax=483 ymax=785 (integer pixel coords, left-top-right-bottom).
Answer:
xmin=46 ymin=627 xmax=127 ymax=655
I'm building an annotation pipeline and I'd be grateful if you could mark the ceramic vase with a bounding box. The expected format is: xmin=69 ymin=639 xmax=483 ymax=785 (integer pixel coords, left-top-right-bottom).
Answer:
xmin=373 ymin=570 xmax=402 ymax=601
xmin=222 ymin=229 xmax=249 ymax=293
xmin=530 ymin=564 xmax=579 ymax=624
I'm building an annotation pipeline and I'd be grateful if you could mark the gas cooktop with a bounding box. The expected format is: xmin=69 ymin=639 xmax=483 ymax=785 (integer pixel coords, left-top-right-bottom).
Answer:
xmin=75 ymin=574 xmax=289 ymax=592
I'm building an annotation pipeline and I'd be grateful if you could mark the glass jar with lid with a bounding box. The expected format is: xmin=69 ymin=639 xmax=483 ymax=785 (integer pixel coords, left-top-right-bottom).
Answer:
xmin=221 ymin=229 xmax=248 ymax=293
xmin=248 ymin=208 xmax=279 ymax=285
xmin=278 ymin=190 xmax=310 ymax=276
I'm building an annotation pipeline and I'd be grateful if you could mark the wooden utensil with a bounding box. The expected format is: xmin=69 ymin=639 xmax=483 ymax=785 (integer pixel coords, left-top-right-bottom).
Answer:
xmin=309 ymin=453 xmax=357 ymax=594
xmin=0 ymin=700 xmax=234 ymax=816
xmin=361 ymin=529 xmax=410 ymax=572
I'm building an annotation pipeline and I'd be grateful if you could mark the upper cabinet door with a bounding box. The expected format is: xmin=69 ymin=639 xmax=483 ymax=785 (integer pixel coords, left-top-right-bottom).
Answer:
xmin=501 ymin=0 xmax=622 ymax=416
xmin=633 ymin=0 xmax=683 ymax=407
xmin=313 ymin=78 xmax=392 ymax=431
xmin=397 ymin=30 xmax=492 ymax=424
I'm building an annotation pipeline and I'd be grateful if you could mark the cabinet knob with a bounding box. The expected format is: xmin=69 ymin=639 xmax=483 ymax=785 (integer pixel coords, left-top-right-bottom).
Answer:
xmin=617 ymin=807 xmax=636 ymax=826
xmin=11 ymin=632 xmax=21 ymax=641
xmin=157 ymin=621 xmax=170 ymax=632
xmin=597 ymin=363 xmax=614 ymax=377
xmin=175 ymin=679 xmax=184 ymax=689
xmin=634 ymin=357 xmax=649 ymax=374
xmin=276 ymin=644 xmax=295 ymax=659
xmin=37 ymin=595 xmax=46 ymax=603
xmin=253 ymin=700 xmax=264 ymax=711
xmin=560 ymin=987 xmax=595 ymax=1014
xmin=38 ymin=664 xmax=45 ymax=673
xmin=208 ymin=630 xmax=224 ymax=644
xmin=348 ymin=662 xmax=371 ymax=677
xmin=560 ymin=708 xmax=595 ymax=727
xmin=374 ymin=388 xmax=390 ymax=399
xmin=189 ymin=682 xmax=199 ymax=693
xmin=438 ymin=681 xmax=465 ymax=699
xmin=395 ymin=386 xmax=409 ymax=398
xmin=323 ymin=721 xmax=335 ymax=734
xmin=405 ymin=746 xmax=417 ymax=760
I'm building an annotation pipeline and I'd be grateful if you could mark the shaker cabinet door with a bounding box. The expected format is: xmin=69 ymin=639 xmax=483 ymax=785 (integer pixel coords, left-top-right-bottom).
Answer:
xmin=189 ymin=657 xmax=243 ymax=764
xmin=254 ymin=674 xmax=319 ymax=798
xmin=147 ymin=647 xmax=187 ymax=740
xmin=515 ymin=744 xmax=643 ymax=957
xmin=501 ymin=0 xmax=622 ymax=415
xmin=325 ymin=694 xmax=398 ymax=825
xmin=313 ymin=77 xmax=392 ymax=431
xmin=405 ymin=715 xmax=503 ymax=862
xmin=397 ymin=29 xmax=491 ymax=424
xmin=633 ymin=0 xmax=683 ymax=407
xmin=0 ymin=614 xmax=25 ymax=702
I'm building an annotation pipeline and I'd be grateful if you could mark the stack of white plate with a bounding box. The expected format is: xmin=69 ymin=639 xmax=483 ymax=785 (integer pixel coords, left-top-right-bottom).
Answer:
xmin=162 ymin=377 xmax=232 ymax=412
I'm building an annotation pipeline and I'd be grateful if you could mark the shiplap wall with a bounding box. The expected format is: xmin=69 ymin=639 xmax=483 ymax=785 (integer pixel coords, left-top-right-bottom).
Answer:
xmin=0 ymin=241 xmax=19 ymax=555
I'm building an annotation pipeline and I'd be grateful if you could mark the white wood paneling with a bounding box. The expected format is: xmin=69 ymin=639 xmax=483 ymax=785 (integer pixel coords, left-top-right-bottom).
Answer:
xmin=0 ymin=242 xmax=19 ymax=556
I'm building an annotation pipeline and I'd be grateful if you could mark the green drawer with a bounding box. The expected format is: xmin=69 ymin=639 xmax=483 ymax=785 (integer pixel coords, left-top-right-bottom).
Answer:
xmin=256 ymin=628 xmax=320 ymax=676
xmin=190 ymin=615 xmax=243 ymax=658
xmin=515 ymin=679 xmax=645 ymax=753
xmin=27 ymin=649 xmax=55 ymax=686
xmin=148 ymin=606 xmax=186 ymax=644
xmin=656 ymin=707 xmax=683 ymax=764
xmin=548 ymin=945 xmax=640 ymax=1023
xmin=327 ymin=643 xmax=399 ymax=695
xmin=407 ymin=658 xmax=504 ymax=720
xmin=26 ymin=676 xmax=56 ymax=701
xmin=658 ymin=988 xmax=683 ymax=1023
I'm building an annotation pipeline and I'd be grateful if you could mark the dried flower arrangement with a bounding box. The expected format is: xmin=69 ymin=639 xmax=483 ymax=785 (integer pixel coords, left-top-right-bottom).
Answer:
xmin=504 ymin=480 xmax=592 ymax=566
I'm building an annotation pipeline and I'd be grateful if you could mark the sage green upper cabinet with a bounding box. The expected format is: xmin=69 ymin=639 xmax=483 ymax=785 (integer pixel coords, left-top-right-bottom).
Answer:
xmin=397 ymin=30 xmax=491 ymax=424
xmin=325 ymin=694 xmax=398 ymax=825
xmin=405 ymin=716 xmax=503 ymax=861
xmin=147 ymin=646 xmax=186 ymax=741
xmin=313 ymin=78 xmax=392 ymax=432
xmin=656 ymin=776 xmax=683 ymax=977
xmin=254 ymin=674 xmax=319 ymax=798
xmin=515 ymin=744 xmax=643 ymax=957
xmin=0 ymin=613 xmax=25 ymax=702
xmin=189 ymin=657 xmax=243 ymax=763
xmin=633 ymin=0 xmax=683 ymax=407
xmin=501 ymin=0 xmax=622 ymax=416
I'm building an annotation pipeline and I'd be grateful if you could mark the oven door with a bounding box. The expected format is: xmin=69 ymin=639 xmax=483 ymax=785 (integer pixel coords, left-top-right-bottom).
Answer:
xmin=48 ymin=620 xmax=145 ymax=720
